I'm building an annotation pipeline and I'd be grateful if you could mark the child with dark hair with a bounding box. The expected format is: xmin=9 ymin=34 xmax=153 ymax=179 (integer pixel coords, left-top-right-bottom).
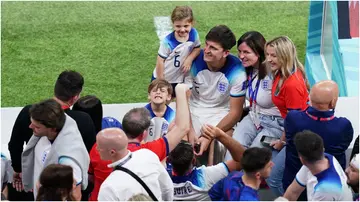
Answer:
xmin=209 ymin=147 xmax=273 ymax=201
xmin=36 ymin=164 xmax=75 ymax=201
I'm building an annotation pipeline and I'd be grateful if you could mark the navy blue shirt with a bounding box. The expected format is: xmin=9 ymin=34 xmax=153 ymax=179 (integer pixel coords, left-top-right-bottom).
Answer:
xmin=283 ymin=106 xmax=353 ymax=190
xmin=209 ymin=171 xmax=259 ymax=201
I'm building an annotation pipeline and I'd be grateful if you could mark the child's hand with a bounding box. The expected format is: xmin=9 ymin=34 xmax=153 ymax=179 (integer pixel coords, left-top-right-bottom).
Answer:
xmin=181 ymin=58 xmax=192 ymax=73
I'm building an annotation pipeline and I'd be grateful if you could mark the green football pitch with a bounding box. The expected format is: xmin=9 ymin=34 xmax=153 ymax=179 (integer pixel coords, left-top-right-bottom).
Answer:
xmin=1 ymin=1 xmax=309 ymax=107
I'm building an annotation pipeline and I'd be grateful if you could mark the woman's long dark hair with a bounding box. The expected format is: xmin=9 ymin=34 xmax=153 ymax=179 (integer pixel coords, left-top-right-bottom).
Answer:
xmin=73 ymin=95 xmax=103 ymax=134
xmin=237 ymin=31 xmax=267 ymax=80
xmin=36 ymin=164 xmax=75 ymax=201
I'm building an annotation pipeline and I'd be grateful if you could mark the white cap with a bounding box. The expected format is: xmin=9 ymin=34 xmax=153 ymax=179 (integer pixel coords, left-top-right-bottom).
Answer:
xmin=350 ymin=154 xmax=359 ymax=170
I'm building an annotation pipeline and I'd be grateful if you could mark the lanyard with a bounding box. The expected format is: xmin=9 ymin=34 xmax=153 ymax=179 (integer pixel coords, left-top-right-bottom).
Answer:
xmin=248 ymin=71 xmax=261 ymax=107
xmin=114 ymin=153 xmax=133 ymax=169
xmin=305 ymin=111 xmax=335 ymax=121
xmin=62 ymin=105 xmax=70 ymax=110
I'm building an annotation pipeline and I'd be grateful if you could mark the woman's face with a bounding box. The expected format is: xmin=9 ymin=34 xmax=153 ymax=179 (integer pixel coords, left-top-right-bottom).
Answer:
xmin=237 ymin=42 xmax=259 ymax=68
xmin=266 ymin=45 xmax=280 ymax=71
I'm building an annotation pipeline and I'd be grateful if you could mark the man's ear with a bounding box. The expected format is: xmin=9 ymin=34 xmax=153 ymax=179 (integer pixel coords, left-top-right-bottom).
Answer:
xmin=223 ymin=50 xmax=230 ymax=58
xmin=255 ymin=172 xmax=261 ymax=180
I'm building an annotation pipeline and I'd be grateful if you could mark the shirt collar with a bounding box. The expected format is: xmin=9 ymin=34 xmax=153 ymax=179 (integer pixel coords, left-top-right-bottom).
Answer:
xmin=107 ymin=150 xmax=131 ymax=168
xmin=306 ymin=106 xmax=335 ymax=118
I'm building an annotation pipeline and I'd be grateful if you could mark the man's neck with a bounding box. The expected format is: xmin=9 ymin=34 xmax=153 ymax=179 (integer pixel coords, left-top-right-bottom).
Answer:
xmin=111 ymin=150 xmax=130 ymax=163
xmin=242 ymin=174 xmax=261 ymax=190
xmin=206 ymin=57 xmax=227 ymax=72
xmin=128 ymin=137 xmax=142 ymax=144
xmin=46 ymin=132 xmax=58 ymax=142
xmin=307 ymin=158 xmax=329 ymax=175
xmin=53 ymin=96 xmax=72 ymax=108
xmin=310 ymin=103 xmax=331 ymax=111
xmin=151 ymin=102 xmax=167 ymax=117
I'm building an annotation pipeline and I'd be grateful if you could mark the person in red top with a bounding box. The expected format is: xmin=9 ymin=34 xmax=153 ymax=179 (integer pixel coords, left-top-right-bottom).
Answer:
xmin=264 ymin=36 xmax=310 ymax=197
xmin=265 ymin=36 xmax=309 ymax=151
xmin=88 ymin=84 xmax=191 ymax=201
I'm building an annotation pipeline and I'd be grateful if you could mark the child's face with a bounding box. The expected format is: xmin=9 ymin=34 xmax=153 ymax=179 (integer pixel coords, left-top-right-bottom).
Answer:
xmin=149 ymin=86 xmax=171 ymax=105
xmin=173 ymin=18 xmax=192 ymax=38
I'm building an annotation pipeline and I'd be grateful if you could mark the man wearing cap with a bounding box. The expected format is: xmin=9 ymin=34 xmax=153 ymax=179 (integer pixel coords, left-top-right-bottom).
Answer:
xmin=267 ymin=80 xmax=354 ymax=198
xmin=346 ymin=154 xmax=359 ymax=201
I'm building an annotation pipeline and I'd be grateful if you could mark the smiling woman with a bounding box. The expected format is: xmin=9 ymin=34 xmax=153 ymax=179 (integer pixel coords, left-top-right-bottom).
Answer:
xmin=225 ymin=31 xmax=283 ymax=162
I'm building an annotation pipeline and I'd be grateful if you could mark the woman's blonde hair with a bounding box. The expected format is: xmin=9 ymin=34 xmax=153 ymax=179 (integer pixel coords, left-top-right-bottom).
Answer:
xmin=265 ymin=36 xmax=310 ymax=92
xmin=128 ymin=193 xmax=153 ymax=201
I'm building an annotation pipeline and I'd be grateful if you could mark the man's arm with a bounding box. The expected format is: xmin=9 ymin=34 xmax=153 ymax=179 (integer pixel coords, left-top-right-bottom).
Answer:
xmin=164 ymin=84 xmax=190 ymax=152
xmin=155 ymin=55 xmax=165 ymax=79
xmin=201 ymin=125 xmax=244 ymax=171
xmin=283 ymin=179 xmax=305 ymax=201
xmin=8 ymin=105 xmax=33 ymax=173
xmin=182 ymin=47 xmax=201 ymax=73
xmin=216 ymin=96 xmax=245 ymax=133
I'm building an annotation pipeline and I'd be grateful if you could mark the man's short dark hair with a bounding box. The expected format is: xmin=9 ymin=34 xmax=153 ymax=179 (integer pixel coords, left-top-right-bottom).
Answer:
xmin=29 ymin=99 xmax=66 ymax=132
xmin=54 ymin=70 xmax=84 ymax=102
xmin=205 ymin=25 xmax=236 ymax=50
xmin=294 ymin=130 xmax=324 ymax=163
xmin=122 ymin=108 xmax=151 ymax=139
xmin=241 ymin=147 xmax=272 ymax=173
xmin=168 ymin=141 xmax=194 ymax=176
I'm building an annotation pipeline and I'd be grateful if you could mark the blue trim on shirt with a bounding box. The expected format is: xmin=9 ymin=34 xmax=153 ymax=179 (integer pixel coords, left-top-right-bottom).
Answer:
xmin=158 ymin=53 xmax=168 ymax=59
xmin=222 ymin=162 xmax=230 ymax=174
xmin=163 ymin=136 xmax=170 ymax=156
xmin=296 ymin=176 xmax=306 ymax=187
xmin=230 ymin=93 xmax=246 ymax=98
xmin=128 ymin=142 xmax=141 ymax=146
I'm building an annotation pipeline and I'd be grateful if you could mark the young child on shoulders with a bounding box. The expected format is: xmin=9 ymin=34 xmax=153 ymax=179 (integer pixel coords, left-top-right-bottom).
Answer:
xmin=152 ymin=6 xmax=201 ymax=96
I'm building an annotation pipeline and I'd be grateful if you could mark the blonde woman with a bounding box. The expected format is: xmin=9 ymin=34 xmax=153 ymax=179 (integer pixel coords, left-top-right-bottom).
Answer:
xmin=264 ymin=36 xmax=309 ymax=197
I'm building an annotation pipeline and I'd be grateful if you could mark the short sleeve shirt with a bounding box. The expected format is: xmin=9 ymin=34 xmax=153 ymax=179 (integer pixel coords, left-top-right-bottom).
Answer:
xmin=171 ymin=163 xmax=229 ymax=201
xmin=295 ymin=154 xmax=353 ymax=201
xmin=154 ymin=27 xmax=201 ymax=83
xmin=272 ymin=69 xmax=309 ymax=118
xmin=186 ymin=50 xmax=247 ymax=109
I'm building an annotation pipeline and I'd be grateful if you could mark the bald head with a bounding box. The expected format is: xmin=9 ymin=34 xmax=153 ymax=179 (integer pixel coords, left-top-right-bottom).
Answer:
xmin=310 ymin=80 xmax=339 ymax=110
xmin=96 ymin=128 xmax=128 ymax=161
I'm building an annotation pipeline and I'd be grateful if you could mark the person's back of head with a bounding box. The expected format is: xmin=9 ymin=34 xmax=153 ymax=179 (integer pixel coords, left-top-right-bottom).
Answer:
xmin=72 ymin=95 xmax=103 ymax=133
xmin=294 ymin=130 xmax=324 ymax=165
xmin=127 ymin=193 xmax=153 ymax=201
xmin=36 ymin=164 xmax=75 ymax=201
xmin=241 ymin=147 xmax=273 ymax=179
xmin=309 ymin=80 xmax=339 ymax=111
xmin=102 ymin=116 xmax=122 ymax=130
xmin=96 ymin=128 xmax=128 ymax=161
xmin=54 ymin=70 xmax=84 ymax=104
xmin=168 ymin=141 xmax=194 ymax=176
xmin=122 ymin=108 xmax=151 ymax=140
xmin=206 ymin=25 xmax=236 ymax=51
xmin=29 ymin=99 xmax=66 ymax=134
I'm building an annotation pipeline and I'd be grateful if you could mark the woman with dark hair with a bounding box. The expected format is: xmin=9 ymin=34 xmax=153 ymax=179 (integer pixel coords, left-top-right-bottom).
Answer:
xmin=36 ymin=164 xmax=75 ymax=201
xmin=73 ymin=95 xmax=103 ymax=134
xmin=225 ymin=31 xmax=283 ymax=160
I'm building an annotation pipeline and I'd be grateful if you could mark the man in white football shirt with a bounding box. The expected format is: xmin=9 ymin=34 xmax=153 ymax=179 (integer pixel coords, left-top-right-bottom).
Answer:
xmin=283 ymin=130 xmax=353 ymax=201
xmin=185 ymin=25 xmax=247 ymax=164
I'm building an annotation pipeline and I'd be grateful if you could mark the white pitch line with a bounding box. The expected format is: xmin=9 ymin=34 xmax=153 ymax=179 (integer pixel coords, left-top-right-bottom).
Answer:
xmin=154 ymin=16 xmax=173 ymax=42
